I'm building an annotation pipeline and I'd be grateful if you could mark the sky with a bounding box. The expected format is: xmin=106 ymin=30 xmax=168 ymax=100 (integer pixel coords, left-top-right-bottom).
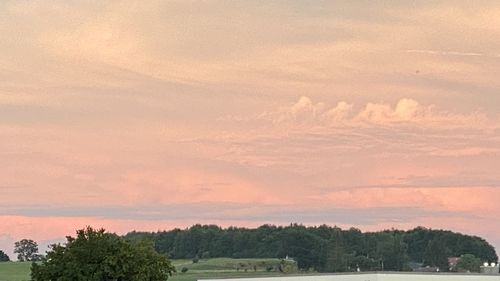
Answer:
xmin=1 ymin=0 xmax=500 ymax=259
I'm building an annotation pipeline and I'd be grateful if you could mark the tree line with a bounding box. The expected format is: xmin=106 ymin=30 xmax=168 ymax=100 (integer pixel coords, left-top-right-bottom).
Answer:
xmin=125 ymin=224 xmax=498 ymax=272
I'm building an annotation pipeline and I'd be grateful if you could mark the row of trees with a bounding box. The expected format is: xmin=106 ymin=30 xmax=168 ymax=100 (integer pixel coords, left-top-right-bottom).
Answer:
xmin=126 ymin=224 xmax=498 ymax=272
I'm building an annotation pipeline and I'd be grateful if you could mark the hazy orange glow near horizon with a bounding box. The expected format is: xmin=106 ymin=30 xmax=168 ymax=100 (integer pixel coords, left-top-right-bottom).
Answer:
xmin=1 ymin=0 xmax=500 ymax=259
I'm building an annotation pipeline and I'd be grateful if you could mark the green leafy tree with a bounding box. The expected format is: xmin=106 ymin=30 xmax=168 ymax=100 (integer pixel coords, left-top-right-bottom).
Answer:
xmin=31 ymin=227 xmax=175 ymax=281
xmin=0 ymin=250 xmax=10 ymax=262
xmin=456 ymin=254 xmax=482 ymax=273
xmin=14 ymin=239 xmax=39 ymax=261
xmin=375 ymin=232 xmax=409 ymax=271
xmin=423 ymin=238 xmax=450 ymax=271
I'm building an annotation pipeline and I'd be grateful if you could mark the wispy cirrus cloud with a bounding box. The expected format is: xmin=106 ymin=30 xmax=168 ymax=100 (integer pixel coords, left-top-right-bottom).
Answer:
xmin=406 ymin=49 xmax=486 ymax=57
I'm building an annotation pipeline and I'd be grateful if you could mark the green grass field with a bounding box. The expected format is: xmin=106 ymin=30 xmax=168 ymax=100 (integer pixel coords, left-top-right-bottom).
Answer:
xmin=0 ymin=262 xmax=32 ymax=281
xmin=0 ymin=258 xmax=299 ymax=281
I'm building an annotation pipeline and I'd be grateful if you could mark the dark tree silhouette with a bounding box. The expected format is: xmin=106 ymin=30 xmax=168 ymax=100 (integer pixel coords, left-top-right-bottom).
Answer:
xmin=0 ymin=250 xmax=10 ymax=262
xmin=14 ymin=239 xmax=39 ymax=261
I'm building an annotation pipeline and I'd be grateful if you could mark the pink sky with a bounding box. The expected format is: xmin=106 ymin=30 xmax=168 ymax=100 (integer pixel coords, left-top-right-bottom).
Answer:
xmin=1 ymin=1 xmax=500 ymax=259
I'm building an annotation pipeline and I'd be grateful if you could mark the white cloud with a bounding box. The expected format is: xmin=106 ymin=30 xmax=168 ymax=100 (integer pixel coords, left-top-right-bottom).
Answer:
xmin=258 ymin=96 xmax=490 ymax=129
xmin=355 ymin=98 xmax=433 ymax=124
xmin=325 ymin=101 xmax=354 ymax=122
xmin=271 ymin=96 xmax=327 ymax=124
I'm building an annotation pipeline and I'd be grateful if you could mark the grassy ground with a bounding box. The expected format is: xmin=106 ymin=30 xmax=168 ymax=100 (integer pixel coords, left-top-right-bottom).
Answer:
xmin=171 ymin=271 xmax=287 ymax=281
xmin=0 ymin=258 xmax=298 ymax=281
xmin=170 ymin=258 xmax=296 ymax=281
xmin=0 ymin=262 xmax=32 ymax=281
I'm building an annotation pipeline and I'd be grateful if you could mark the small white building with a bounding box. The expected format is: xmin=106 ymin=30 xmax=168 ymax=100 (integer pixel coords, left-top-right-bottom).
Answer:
xmin=481 ymin=263 xmax=500 ymax=275
xmin=200 ymin=272 xmax=500 ymax=281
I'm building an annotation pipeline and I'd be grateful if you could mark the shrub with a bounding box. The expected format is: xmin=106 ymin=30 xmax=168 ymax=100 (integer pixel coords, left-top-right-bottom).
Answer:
xmin=0 ymin=250 xmax=10 ymax=262
xmin=31 ymin=227 xmax=175 ymax=281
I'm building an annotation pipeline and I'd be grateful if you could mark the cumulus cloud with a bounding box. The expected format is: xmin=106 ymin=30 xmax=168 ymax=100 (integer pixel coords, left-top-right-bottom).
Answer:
xmin=259 ymin=96 xmax=489 ymax=128
xmin=357 ymin=98 xmax=427 ymax=123
xmin=258 ymin=96 xmax=353 ymax=127
xmin=267 ymin=96 xmax=328 ymax=124
xmin=325 ymin=101 xmax=354 ymax=122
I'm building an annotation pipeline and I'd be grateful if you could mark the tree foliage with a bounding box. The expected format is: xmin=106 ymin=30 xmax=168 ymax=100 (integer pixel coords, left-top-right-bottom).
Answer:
xmin=0 ymin=250 xmax=10 ymax=262
xmin=456 ymin=254 xmax=482 ymax=273
xmin=31 ymin=227 xmax=175 ymax=281
xmin=126 ymin=224 xmax=498 ymax=272
xmin=14 ymin=239 xmax=39 ymax=262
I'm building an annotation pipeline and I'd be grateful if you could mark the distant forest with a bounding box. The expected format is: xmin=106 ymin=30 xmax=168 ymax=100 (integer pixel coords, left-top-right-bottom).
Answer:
xmin=125 ymin=224 xmax=497 ymax=272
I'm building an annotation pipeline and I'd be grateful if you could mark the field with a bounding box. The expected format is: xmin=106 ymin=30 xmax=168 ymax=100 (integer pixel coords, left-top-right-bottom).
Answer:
xmin=0 ymin=258 xmax=299 ymax=281
xmin=0 ymin=262 xmax=31 ymax=281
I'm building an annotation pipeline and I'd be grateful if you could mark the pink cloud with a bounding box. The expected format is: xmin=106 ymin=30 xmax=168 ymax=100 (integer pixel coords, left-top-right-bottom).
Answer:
xmin=258 ymin=96 xmax=492 ymax=129
xmin=1 ymin=0 xmax=500 ymax=259
xmin=320 ymin=186 xmax=500 ymax=213
xmin=117 ymin=168 xmax=285 ymax=205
